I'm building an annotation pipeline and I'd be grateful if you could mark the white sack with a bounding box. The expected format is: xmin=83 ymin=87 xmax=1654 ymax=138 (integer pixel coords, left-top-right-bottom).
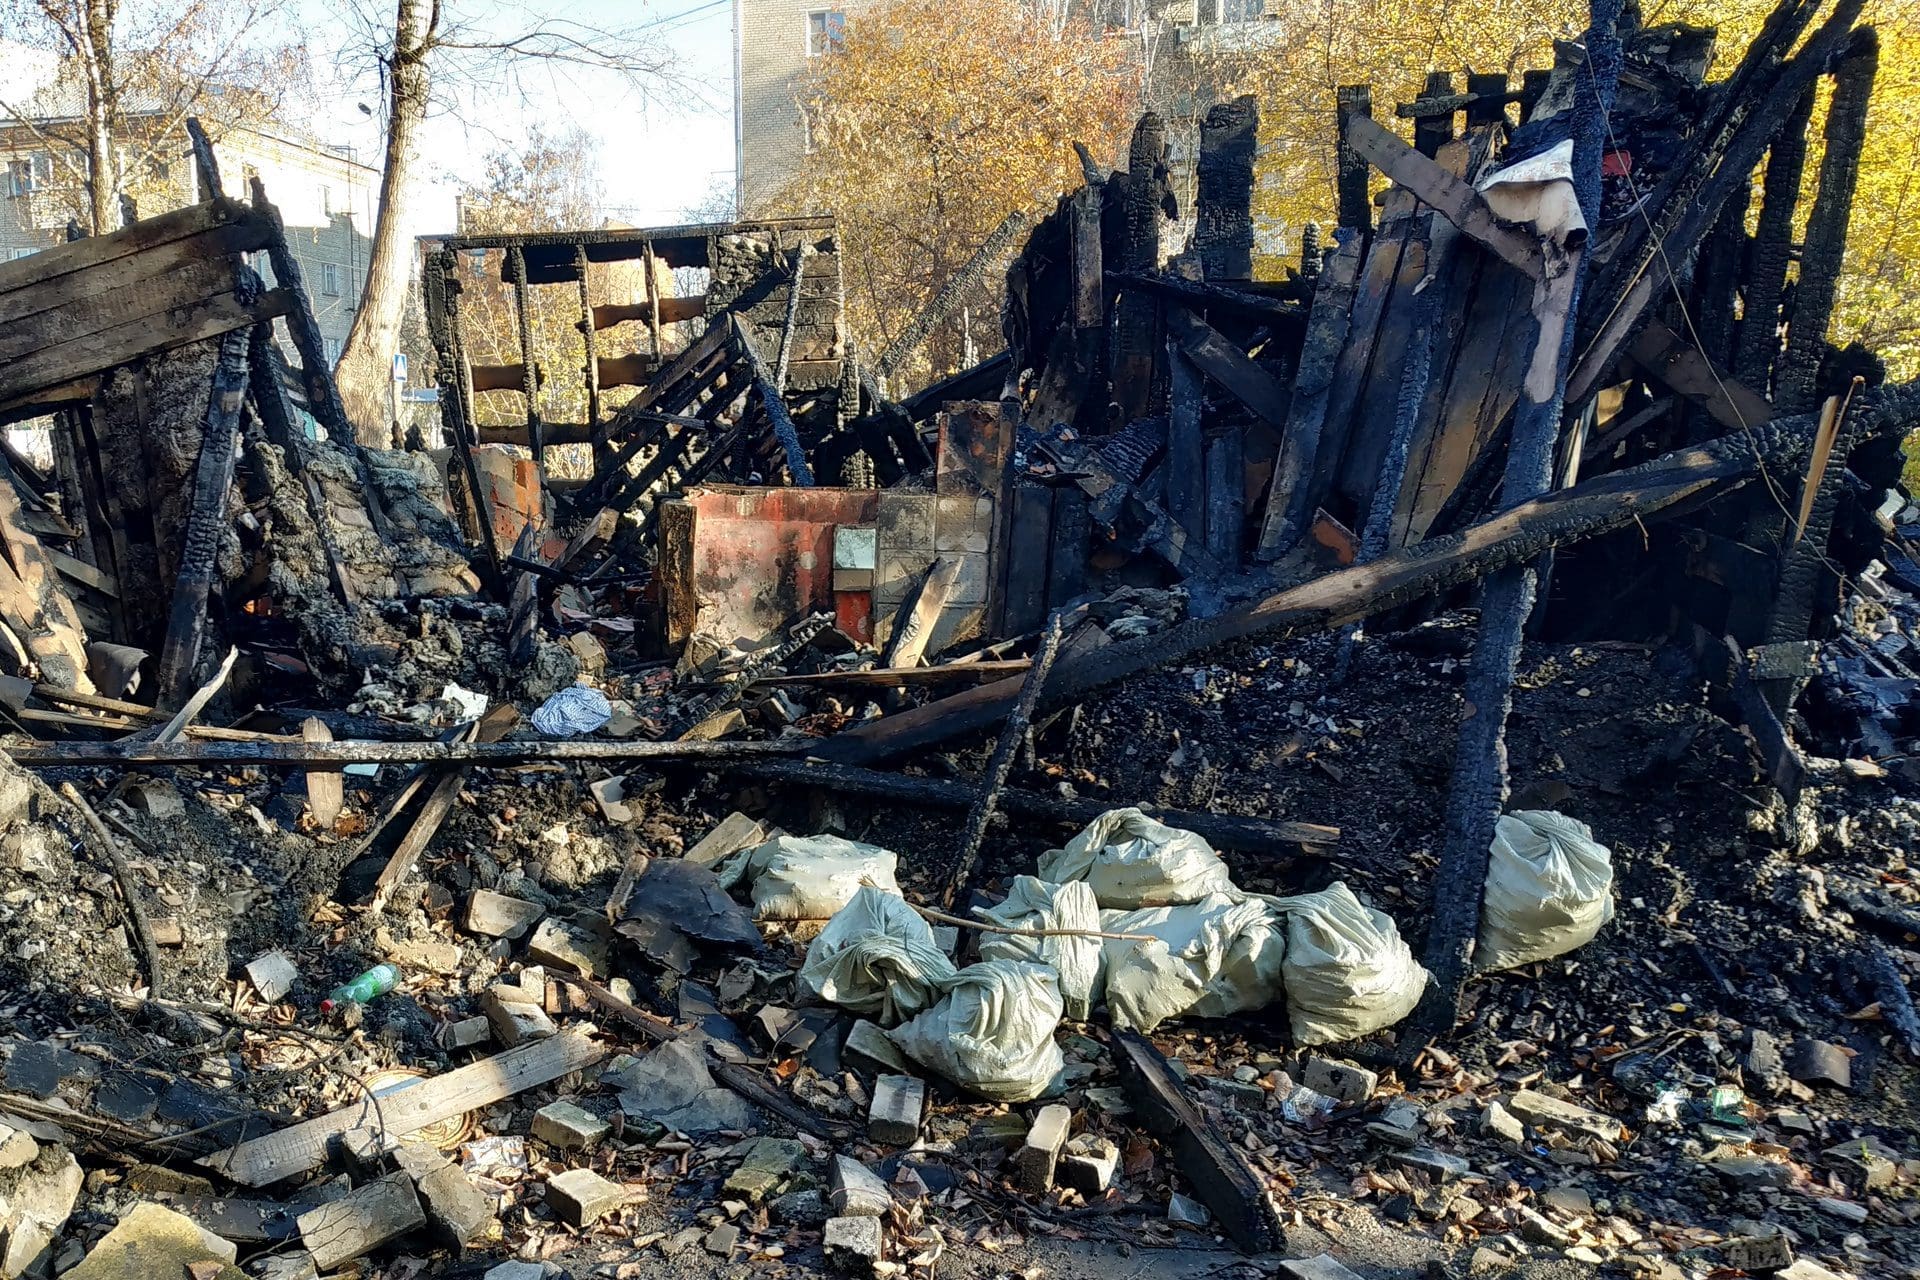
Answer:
xmin=1477 ymin=809 xmax=1615 ymax=972
xmin=799 ymin=885 xmax=957 ymax=1024
xmin=1098 ymin=893 xmax=1288 ymax=1032
xmin=725 ymin=833 xmax=899 ymax=920
xmin=977 ymin=877 xmax=1103 ymax=1021
xmin=1036 ymin=808 xmax=1234 ymax=909
xmin=888 ymin=960 xmax=1065 ymax=1102
xmin=1272 ymin=882 xmax=1427 ymax=1045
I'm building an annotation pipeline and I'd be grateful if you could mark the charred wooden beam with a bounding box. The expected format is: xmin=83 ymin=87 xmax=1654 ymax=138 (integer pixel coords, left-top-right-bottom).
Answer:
xmin=1193 ymin=95 xmax=1258 ymax=281
xmin=8 ymin=737 xmax=804 ymax=769
xmin=772 ymin=243 xmax=807 ymax=393
xmin=592 ymin=295 xmax=706 ymax=329
xmin=1105 ymin=271 xmax=1306 ymax=328
xmin=730 ymin=757 xmax=1341 ymax=854
xmin=730 ymin=313 xmax=813 ymax=484
xmin=423 ymin=250 xmax=505 ymax=584
xmin=1165 ymin=305 xmax=1288 ymax=430
xmin=1109 ymin=113 xmax=1171 ymax=425
xmin=1733 ymin=87 xmax=1815 ymax=388
xmin=575 ymin=246 xmax=604 ymax=468
xmin=152 ymin=329 xmax=248 ymax=709
xmin=1341 ymin=114 xmax=1544 ymax=281
xmin=248 ymin=176 xmax=353 ymax=443
xmin=1628 ymin=320 xmax=1772 ymax=429
xmin=874 ymin=209 xmax=1029 ymax=384
xmin=1335 ymin=85 xmax=1375 ymax=233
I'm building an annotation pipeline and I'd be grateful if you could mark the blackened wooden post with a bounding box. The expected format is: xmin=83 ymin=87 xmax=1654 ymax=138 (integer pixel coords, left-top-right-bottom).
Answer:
xmin=643 ymin=240 xmax=663 ymax=363
xmin=1518 ymin=69 xmax=1551 ymax=121
xmin=1414 ymin=71 xmax=1456 ymax=157
xmin=1404 ymin=0 xmax=1622 ymax=1057
xmin=1335 ymin=85 xmax=1374 ymax=233
xmin=154 ymin=330 xmax=248 ymax=710
xmin=423 ymin=250 xmax=505 ymax=585
xmin=507 ymin=246 xmax=544 ymax=468
xmin=1733 ymin=87 xmax=1815 ymax=389
xmin=1775 ymin=27 xmax=1877 ymax=417
xmin=575 ymin=246 xmax=604 ymax=471
xmin=1167 ymin=346 xmax=1206 ymax=546
xmin=1193 ymin=95 xmax=1258 ymax=281
xmin=1110 ymin=112 xmax=1171 ymax=425
xmin=248 ymin=176 xmax=353 ymax=445
xmin=1465 ymin=72 xmax=1508 ymax=127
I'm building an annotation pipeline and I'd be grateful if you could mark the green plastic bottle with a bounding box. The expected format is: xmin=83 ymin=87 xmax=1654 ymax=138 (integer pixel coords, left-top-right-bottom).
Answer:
xmin=320 ymin=963 xmax=399 ymax=1012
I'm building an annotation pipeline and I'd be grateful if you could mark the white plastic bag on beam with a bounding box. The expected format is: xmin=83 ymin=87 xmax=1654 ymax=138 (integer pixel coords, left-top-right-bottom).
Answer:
xmin=799 ymin=885 xmax=957 ymax=1025
xmin=977 ymin=877 xmax=1103 ymax=1021
xmin=1272 ymin=882 xmax=1427 ymax=1045
xmin=723 ymin=833 xmax=900 ymax=921
xmin=1477 ymin=809 xmax=1615 ymax=972
xmin=1098 ymin=892 xmax=1287 ymax=1032
xmin=888 ymin=960 xmax=1065 ymax=1103
xmin=1036 ymin=807 xmax=1234 ymax=909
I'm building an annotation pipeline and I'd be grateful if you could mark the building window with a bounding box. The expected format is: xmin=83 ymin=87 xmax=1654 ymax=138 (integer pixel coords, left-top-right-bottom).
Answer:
xmin=5 ymin=156 xmax=51 ymax=197
xmin=9 ymin=247 xmax=38 ymax=260
xmin=805 ymin=9 xmax=845 ymax=56
xmin=324 ymin=336 xmax=341 ymax=363
xmin=321 ymin=261 xmax=341 ymax=296
xmin=321 ymin=184 xmax=333 ymax=215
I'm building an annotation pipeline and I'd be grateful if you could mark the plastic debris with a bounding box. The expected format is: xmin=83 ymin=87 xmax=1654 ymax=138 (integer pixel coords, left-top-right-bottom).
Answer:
xmin=976 ymin=876 xmax=1103 ymax=1020
xmin=320 ymin=963 xmax=399 ymax=1013
xmin=1036 ymin=807 xmax=1235 ymax=908
xmin=529 ymin=684 xmax=613 ymax=736
xmin=800 ymin=885 xmax=957 ymax=1024
xmin=1098 ymin=893 xmax=1287 ymax=1032
xmin=724 ymin=833 xmax=901 ymax=921
xmin=1477 ymin=809 xmax=1616 ymax=971
xmin=889 ymin=960 xmax=1065 ymax=1102
xmin=1272 ymin=883 xmax=1428 ymax=1045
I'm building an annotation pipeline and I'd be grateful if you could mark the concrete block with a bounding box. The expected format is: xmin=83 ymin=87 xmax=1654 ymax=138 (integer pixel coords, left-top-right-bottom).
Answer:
xmin=1481 ymin=1100 xmax=1526 ymax=1145
xmin=1057 ymin=1133 xmax=1119 ymax=1196
xmin=1012 ymin=1104 xmax=1071 ymax=1192
xmin=244 ymin=951 xmax=298 ymax=1003
xmin=829 ymin=1154 xmax=891 ymax=1218
xmin=705 ymin=1223 xmax=739 ymax=1255
xmin=1787 ymin=1040 xmax=1851 ymax=1089
xmin=481 ymin=987 xmax=554 ymax=1045
xmin=296 ymin=1173 xmax=425 ymax=1271
xmin=686 ymin=812 xmax=768 ymax=867
xmin=1301 ymin=1057 xmax=1377 ymax=1106
xmin=531 ymin=1101 xmax=609 ymax=1152
xmin=544 ymin=1167 xmax=626 ymax=1228
xmin=725 ymin=1137 xmax=805 ymax=1203
xmin=823 ymin=1215 xmax=883 ymax=1275
xmin=868 ymin=1073 xmax=924 ymax=1145
xmin=525 ymin=916 xmax=610 ymax=978
xmin=444 ymin=1016 xmax=491 ymax=1049
xmin=1388 ymin=1147 xmax=1471 ymax=1182
xmin=771 ymin=1188 xmax=828 ymax=1226
xmin=465 ymin=890 xmax=545 ymax=940
xmin=0 ymin=1122 xmax=37 ymax=1169
xmin=417 ymin=1163 xmax=498 ymax=1248
xmin=1507 ymin=1089 xmax=1624 ymax=1141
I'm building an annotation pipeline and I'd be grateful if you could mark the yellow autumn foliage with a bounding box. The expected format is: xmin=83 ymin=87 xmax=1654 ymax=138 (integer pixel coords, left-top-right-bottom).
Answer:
xmin=771 ymin=0 xmax=1139 ymax=389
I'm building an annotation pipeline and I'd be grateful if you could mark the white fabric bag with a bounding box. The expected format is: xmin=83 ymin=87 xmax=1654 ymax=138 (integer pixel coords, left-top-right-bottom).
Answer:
xmin=799 ymin=885 xmax=957 ymax=1024
xmin=1098 ymin=893 xmax=1288 ymax=1031
xmin=888 ymin=960 xmax=1065 ymax=1102
xmin=1036 ymin=808 xmax=1234 ymax=908
xmin=723 ymin=833 xmax=900 ymax=920
xmin=1477 ymin=809 xmax=1615 ymax=971
xmin=1272 ymin=882 xmax=1427 ymax=1045
xmin=977 ymin=877 xmax=1103 ymax=1021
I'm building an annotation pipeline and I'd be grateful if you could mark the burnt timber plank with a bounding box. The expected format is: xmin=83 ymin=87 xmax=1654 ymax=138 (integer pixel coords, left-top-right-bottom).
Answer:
xmin=153 ymin=330 xmax=249 ymax=710
xmin=1114 ymin=1032 xmax=1278 ymax=1253
xmin=1046 ymin=486 xmax=1090 ymax=609
xmin=0 ymin=218 xmax=272 ymax=331
xmin=1335 ymin=85 xmax=1375 ymax=234
xmin=1343 ymin=114 xmax=1544 ymax=280
xmin=0 ymin=198 xmax=256 ymax=294
xmin=1312 ymin=190 xmax=1416 ymax=515
xmin=1001 ymin=484 xmax=1052 ymax=636
xmin=1255 ymin=229 xmax=1361 ymax=559
xmin=1204 ymin=430 xmax=1245 ymax=569
xmin=1628 ymin=319 xmax=1771 ymax=430
xmin=592 ymin=295 xmax=706 ymax=329
xmin=1166 ymin=347 xmax=1206 ymax=545
xmin=1166 ymin=306 xmax=1288 ymax=430
xmin=0 ymin=287 xmax=290 ymax=409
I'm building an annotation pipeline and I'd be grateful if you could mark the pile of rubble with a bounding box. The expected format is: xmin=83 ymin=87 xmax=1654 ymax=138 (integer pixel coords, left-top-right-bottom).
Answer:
xmin=0 ymin=3 xmax=1917 ymax=1280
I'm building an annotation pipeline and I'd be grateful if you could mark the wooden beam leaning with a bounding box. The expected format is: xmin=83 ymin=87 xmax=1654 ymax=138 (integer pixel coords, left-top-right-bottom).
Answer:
xmin=729 ymin=313 xmax=814 ymax=484
xmin=1342 ymin=114 xmax=1544 ymax=282
xmin=153 ymin=329 xmax=249 ymax=710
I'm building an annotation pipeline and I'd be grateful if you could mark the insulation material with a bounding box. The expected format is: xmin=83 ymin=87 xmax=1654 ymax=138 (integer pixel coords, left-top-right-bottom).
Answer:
xmin=977 ymin=877 xmax=1103 ymax=1020
xmin=888 ymin=960 xmax=1065 ymax=1102
xmin=722 ymin=833 xmax=900 ymax=920
xmin=799 ymin=885 xmax=957 ymax=1024
xmin=1272 ymin=882 xmax=1427 ymax=1045
xmin=1036 ymin=807 xmax=1235 ymax=908
xmin=1477 ymin=809 xmax=1616 ymax=972
xmin=1098 ymin=893 xmax=1288 ymax=1032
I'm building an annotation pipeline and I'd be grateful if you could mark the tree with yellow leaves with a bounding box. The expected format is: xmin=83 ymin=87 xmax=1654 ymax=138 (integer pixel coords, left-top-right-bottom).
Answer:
xmin=773 ymin=0 xmax=1140 ymax=391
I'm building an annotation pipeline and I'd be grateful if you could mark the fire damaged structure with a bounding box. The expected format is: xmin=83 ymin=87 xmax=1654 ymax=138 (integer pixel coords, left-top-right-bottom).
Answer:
xmin=0 ymin=2 xmax=1917 ymax=1278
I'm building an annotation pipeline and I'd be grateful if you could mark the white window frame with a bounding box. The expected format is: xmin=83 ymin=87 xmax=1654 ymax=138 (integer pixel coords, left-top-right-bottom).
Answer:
xmin=321 ymin=261 xmax=341 ymax=296
xmin=804 ymin=9 xmax=845 ymax=57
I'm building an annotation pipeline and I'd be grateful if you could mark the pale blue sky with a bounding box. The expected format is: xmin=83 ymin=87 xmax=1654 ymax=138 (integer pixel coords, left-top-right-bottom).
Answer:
xmin=295 ymin=0 xmax=738 ymax=235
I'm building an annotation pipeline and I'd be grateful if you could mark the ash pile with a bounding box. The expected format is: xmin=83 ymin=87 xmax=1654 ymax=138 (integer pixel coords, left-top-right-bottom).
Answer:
xmin=1 ymin=4 xmax=1918 ymax=1280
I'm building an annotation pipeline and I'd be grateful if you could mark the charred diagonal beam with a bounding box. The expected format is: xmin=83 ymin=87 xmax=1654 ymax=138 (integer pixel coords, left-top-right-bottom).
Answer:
xmin=814 ymin=405 xmax=1851 ymax=768
xmin=1342 ymin=114 xmax=1545 ymax=281
xmin=1109 ymin=271 xmax=1308 ymax=328
xmin=726 ymin=757 xmax=1342 ymax=854
xmin=1165 ymin=305 xmax=1289 ymax=429
xmin=1733 ymin=88 xmax=1815 ymax=388
xmin=729 ymin=312 xmax=813 ymax=485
